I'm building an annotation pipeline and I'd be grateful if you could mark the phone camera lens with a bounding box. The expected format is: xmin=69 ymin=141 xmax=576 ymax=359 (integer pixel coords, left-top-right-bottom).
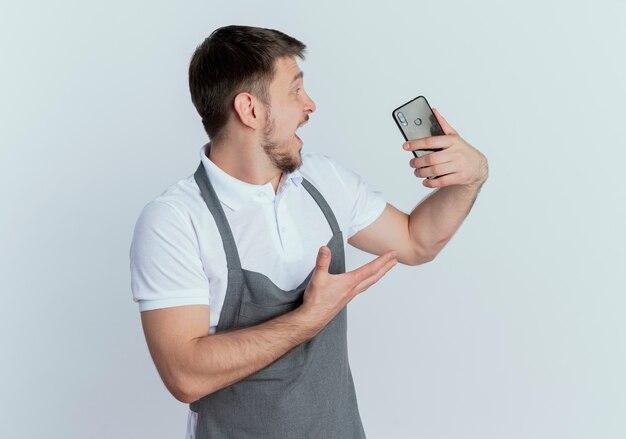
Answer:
xmin=397 ymin=112 xmax=408 ymax=126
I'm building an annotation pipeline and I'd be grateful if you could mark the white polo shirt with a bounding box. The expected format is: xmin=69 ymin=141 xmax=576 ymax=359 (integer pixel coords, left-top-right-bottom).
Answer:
xmin=130 ymin=145 xmax=386 ymax=437
xmin=130 ymin=144 xmax=386 ymax=329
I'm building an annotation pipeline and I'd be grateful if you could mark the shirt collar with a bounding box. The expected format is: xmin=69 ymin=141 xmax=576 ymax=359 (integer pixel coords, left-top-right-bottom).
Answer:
xmin=199 ymin=143 xmax=303 ymax=211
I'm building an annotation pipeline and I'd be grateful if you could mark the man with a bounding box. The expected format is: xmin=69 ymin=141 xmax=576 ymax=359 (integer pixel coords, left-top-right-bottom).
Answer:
xmin=130 ymin=25 xmax=488 ymax=438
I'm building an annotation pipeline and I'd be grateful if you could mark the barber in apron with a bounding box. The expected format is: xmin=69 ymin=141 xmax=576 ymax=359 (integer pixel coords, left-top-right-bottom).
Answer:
xmin=189 ymin=162 xmax=367 ymax=438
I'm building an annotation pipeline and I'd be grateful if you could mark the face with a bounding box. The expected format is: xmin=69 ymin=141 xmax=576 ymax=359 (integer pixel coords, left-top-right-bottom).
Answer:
xmin=260 ymin=56 xmax=316 ymax=173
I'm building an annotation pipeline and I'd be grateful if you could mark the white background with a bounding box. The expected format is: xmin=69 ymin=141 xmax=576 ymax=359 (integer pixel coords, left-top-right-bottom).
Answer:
xmin=1 ymin=0 xmax=625 ymax=437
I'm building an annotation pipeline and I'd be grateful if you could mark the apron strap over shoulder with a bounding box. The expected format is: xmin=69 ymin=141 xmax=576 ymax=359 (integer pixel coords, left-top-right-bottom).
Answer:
xmin=194 ymin=163 xmax=242 ymax=271
xmin=301 ymin=178 xmax=342 ymax=236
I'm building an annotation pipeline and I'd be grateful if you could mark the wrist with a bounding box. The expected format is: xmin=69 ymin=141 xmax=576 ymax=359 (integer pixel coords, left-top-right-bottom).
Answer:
xmin=462 ymin=162 xmax=488 ymax=193
xmin=292 ymin=305 xmax=325 ymax=339
xmin=463 ymin=176 xmax=486 ymax=193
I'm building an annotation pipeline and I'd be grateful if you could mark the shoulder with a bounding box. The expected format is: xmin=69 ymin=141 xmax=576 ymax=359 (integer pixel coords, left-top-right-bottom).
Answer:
xmin=299 ymin=151 xmax=386 ymax=239
xmin=299 ymin=151 xmax=357 ymax=191
xmin=135 ymin=175 xmax=204 ymax=227
xmin=130 ymin=174 xmax=211 ymax=271
xmin=300 ymin=150 xmax=345 ymax=173
xmin=131 ymin=174 xmax=212 ymax=255
xmin=130 ymin=175 xmax=212 ymax=312
xmin=299 ymin=151 xmax=376 ymax=198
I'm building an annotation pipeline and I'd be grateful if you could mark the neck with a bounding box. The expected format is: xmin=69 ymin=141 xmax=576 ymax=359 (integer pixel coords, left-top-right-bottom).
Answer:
xmin=205 ymin=140 xmax=282 ymax=193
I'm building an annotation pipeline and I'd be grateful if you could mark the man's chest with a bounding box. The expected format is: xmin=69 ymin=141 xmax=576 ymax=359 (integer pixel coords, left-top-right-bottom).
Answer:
xmin=199 ymin=190 xmax=343 ymax=291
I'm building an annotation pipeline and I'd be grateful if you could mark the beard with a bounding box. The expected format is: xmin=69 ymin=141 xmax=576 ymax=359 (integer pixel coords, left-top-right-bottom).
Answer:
xmin=260 ymin=106 xmax=303 ymax=174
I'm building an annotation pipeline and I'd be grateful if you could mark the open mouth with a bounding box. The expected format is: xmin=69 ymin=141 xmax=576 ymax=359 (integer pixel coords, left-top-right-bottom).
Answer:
xmin=295 ymin=119 xmax=307 ymax=144
xmin=294 ymin=132 xmax=303 ymax=147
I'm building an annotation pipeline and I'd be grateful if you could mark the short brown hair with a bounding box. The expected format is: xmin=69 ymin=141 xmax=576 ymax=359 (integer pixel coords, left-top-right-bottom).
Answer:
xmin=189 ymin=25 xmax=306 ymax=142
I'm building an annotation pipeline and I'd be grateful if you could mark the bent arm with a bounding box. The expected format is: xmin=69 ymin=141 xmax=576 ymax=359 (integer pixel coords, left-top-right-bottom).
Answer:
xmin=348 ymin=183 xmax=482 ymax=265
xmin=407 ymin=183 xmax=482 ymax=258
xmin=350 ymin=108 xmax=489 ymax=264
xmin=140 ymin=246 xmax=397 ymax=405
xmin=141 ymin=305 xmax=319 ymax=404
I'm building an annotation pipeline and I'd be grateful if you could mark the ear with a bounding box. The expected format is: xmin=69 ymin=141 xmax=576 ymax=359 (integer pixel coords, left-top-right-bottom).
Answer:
xmin=233 ymin=92 xmax=263 ymax=129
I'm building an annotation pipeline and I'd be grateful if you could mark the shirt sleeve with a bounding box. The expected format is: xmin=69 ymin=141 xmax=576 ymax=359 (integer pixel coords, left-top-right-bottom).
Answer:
xmin=324 ymin=156 xmax=387 ymax=239
xmin=129 ymin=201 xmax=210 ymax=312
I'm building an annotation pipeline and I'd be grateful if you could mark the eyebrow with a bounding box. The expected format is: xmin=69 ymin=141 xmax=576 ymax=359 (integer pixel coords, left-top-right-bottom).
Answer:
xmin=290 ymin=71 xmax=304 ymax=84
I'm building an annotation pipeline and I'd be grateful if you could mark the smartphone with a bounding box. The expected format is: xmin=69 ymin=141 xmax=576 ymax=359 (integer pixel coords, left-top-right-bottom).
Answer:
xmin=392 ymin=95 xmax=444 ymax=158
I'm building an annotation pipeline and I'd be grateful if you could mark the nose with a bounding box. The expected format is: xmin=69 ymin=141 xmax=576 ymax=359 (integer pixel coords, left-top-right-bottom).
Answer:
xmin=304 ymin=92 xmax=316 ymax=114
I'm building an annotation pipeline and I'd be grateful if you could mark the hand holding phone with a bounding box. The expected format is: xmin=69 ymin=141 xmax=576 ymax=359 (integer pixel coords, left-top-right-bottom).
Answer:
xmin=392 ymin=96 xmax=444 ymax=179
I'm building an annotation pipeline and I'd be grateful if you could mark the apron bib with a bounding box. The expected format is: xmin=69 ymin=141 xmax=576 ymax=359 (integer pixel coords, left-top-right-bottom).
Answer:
xmin=190 ymin=162 xmax=366 ymax=438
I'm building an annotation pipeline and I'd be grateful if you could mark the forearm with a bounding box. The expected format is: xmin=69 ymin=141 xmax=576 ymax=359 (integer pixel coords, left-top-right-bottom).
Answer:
xmin=177 ymin=307 xmax=320 ymax=403
xmin=409 ymin=182 xmax=484 ymax=259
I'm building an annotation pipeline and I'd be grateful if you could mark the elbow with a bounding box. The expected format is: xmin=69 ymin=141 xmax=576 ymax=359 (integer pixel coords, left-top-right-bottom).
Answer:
xmin=175 ymin=392 xmax=198 ymax=405
xmin=421 ymin=253 xmax=436 ymax=264
xmin=404 ymin=244 xmax=437 ymax=266
xmin=401 ymin=249 xmax=435 ymax=266
xmin=166 ymin=375 xmax=196 ymax=404
xmin=172 ymin=386 xmax=196 ymax=404
xmin=406 ymin=253 xmax=435 ymax=266
xmin=412 ymin=238 xmax=451 ymax=265
xmin=165 ymin=371 xmax=206 ymax=404
xmin=161 ymin=340 xmax=223 ymax=403
xmin=168 ymin=372 xmax=222 ymax=404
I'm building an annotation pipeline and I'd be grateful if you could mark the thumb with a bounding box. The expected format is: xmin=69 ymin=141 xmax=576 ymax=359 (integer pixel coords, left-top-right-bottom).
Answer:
xmin=314 ymin=246 xmax=332 ymax=274
xmin=432 ymin=107 xmax=458 ymax=135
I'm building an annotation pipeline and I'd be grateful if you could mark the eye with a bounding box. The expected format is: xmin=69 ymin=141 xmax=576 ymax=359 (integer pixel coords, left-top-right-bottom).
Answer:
xmin=294 ymin=88 xmax=301 ymax=96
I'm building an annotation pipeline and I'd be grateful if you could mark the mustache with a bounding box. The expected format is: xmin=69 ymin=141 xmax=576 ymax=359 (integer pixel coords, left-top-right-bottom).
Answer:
xmin=298 ymin=115 xmax=310 ymax=128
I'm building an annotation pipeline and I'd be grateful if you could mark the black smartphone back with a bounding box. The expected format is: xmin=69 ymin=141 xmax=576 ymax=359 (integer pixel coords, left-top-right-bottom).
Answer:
xmin=392 ymin=95 xmax=445 ymax=158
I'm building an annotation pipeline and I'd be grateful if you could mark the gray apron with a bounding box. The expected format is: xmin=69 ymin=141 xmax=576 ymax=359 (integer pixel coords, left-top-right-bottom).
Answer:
xmin=190 ymin=162 xmax=366 ymax=439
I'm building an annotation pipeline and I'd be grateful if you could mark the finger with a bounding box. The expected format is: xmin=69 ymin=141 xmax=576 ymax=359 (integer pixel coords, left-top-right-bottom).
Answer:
xmin=414 ymin=161 xmax=458 ymax=179
xmin=410 ymin=150 xmax=455 ymax=169
xmin=422 ymin=172 xmax=460 ymax=188
xmin=352 ymin=258 xmax=398 ymax=296
xmin=432 ymin=108 xmax=458 ymax=135
xmin=403 ymin=135 xmax=452 ymax=152
xmin=349 ymin=250 xmax=397 ymax=284
xmin=314 ymin=246 xmax=332 ymax=274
